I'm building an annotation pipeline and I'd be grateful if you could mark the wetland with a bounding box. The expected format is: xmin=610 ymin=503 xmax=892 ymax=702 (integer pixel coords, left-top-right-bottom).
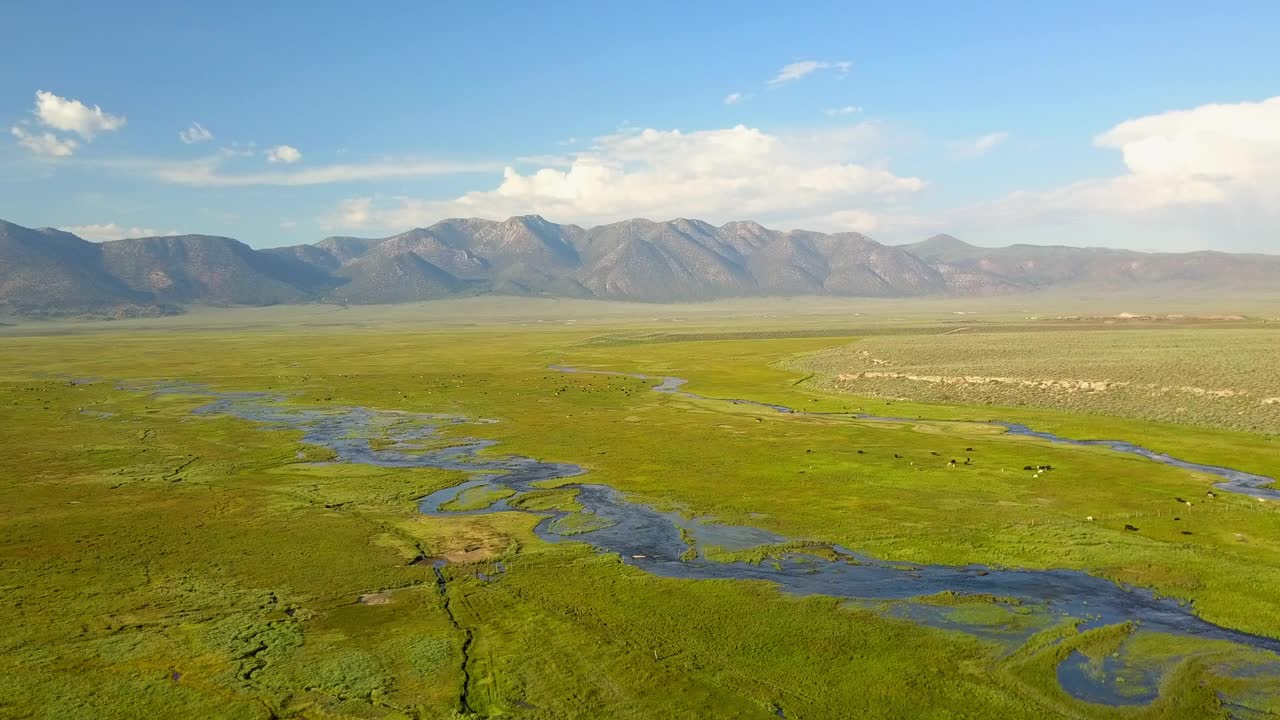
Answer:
xmin=3 ymin=305 xmax=1280 ymax=718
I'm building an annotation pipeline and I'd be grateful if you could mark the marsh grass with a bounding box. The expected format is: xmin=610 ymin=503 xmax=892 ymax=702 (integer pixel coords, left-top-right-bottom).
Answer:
xmin=439 ymin=485 xmax=515 ymax=512
xmin=1 ymin=321 xmax=1278 ymax=717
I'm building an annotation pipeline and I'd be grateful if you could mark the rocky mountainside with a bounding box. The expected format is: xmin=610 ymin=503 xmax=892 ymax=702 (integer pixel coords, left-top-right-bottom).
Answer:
xmin=2 ymin=216 xmax=1278 ymax=317
xmin=0 ymin=220 xmax=166 ymax=318
xmin=902 ymin=234 xmax=1280 ymax=290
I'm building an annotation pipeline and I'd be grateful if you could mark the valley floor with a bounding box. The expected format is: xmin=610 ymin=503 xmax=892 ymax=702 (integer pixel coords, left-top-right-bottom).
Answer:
xmin=2 ymin=305 xmax=1279 ymax=719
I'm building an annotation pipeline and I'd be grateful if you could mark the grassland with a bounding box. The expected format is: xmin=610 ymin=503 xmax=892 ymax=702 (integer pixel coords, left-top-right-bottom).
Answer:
xmin=2 ymin=300 xmax=1279 ymax=718
xmin=785 ymin=324 xmax=1280 ymax=434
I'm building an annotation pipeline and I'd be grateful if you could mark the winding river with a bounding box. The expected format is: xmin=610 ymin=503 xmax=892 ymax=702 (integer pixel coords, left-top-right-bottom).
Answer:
xmin=140 ymin=367 xmax=1280 ymax=710
xmin=548 ymin=365 xmax=1280 ymax=501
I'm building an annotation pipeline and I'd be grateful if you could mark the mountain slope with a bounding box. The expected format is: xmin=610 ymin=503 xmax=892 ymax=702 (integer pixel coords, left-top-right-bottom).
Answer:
xmin=577 ymin=219 xmax=758 ymax=300
xmin=99 ymin=234 xmax=335 ymax=305
xmin=900 ymin=240 xmax=1280 ymax=291
xmin=328 ymin=251 xmax=466 ymax=304
xmin=0 ymin=221 xmax=166 ymax=317
xmin=2 ymin=216 xmax=1278 ymax=317
xmin=901 ymin=234 xmax=986 ymax=262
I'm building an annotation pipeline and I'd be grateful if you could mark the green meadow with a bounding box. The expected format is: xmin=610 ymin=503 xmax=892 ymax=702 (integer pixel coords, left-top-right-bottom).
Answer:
xmin=788 ymin=324 xmax=1280 ymax=434
xmin=2 ymin=300 xmax=1279 ymax=719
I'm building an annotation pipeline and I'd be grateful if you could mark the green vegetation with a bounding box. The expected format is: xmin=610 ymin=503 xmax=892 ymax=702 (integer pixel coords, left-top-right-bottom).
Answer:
xmin=702 ymin=541 xmax=845 ymax=565
xmin=439 ymin=486 xmax=516 ymax=512
xmin=545 ymin=511 xmax=614 ymax=536
xmin=787 ymin=325 xmax=1280 ymax=434
xmin=506 ymin=488 xmax=581 ymax=513
xmin=2 ymin=303 xmax=1279 ymax=718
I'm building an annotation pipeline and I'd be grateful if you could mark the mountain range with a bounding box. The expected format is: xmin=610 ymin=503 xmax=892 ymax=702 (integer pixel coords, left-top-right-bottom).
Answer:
xmin=3 ymin=216 xmax=1277 ymax=318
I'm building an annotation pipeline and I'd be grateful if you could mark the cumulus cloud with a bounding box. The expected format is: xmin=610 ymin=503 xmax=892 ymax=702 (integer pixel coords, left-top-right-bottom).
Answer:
xmin=33 ymin=90 xmax=126 ymax=139
xmin=826 ymin=106 xmax=862 ymax=117
xmin=1013 ymin=98 xmax=1278 ymax=213
xmin=326 ymin=122 xmax=923 ymax=232
xmin=11 ymin=126 xmax=78 ymax=157
xmin=724 ymin=92 xmax=745 ymax=105
xmin=10 ymin=90 xmax=125 ymax=156
xmin=179 ymin=122 xmax=214 ymax=144
xmin=768 ymin=60 xmax=851 ymax=87
xmin=265 ymin=144 xmax=302 ymax=164
xmin=1092 ymin=98 xmax=1280 ymax=206
xmin=942 ymin=97 xmax=1280 ymax=248
xmin=59 ymin=223 xmax=174 ymax=241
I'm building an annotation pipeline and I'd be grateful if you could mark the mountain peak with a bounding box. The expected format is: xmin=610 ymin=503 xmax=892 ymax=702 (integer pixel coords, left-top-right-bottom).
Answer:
xmin=902 ymin=234 xmax=982 ymax=261
xmin=924 ymin=233 xmax=973 ymax=247
xmin=3 ymin=215 xmax=1279 ymax=317
xmin=506 ymin=214 xmax=551 ymax=226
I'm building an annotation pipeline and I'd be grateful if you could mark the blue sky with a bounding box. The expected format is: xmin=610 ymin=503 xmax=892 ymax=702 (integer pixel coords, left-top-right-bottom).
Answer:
xmin=3 ymin=1 xmax=1278 ymax=251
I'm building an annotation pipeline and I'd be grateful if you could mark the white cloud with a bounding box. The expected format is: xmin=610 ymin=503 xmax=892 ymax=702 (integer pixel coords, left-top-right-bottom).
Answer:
xmin=941 ymin=97 xmax=1280 ymax=249
xmin=952 ymin=131 xmax=1009 ymax=159
xmin=279 ymin=220 xmax=298 ymax=229
xmin=335 ymin=197 xmax=375 ymax=227
xmin=785 ymin=208 xmax=887 ymax=234
xmin=11 ymin=126 xmax=78 ymax=157
xmin=1093 ymin=98 xmax=1280 ymax=203
xmin=179 ymin=122 xmax=214 ymax=144
xmin=265 ymin=144 xmax=302 ymax=164
xmin=768 ymin=60 xmax=851 ymax=87
xmin=125 ymin=155 xmax=497 ymax=187
xmin=33 ymin=90 xmax=126 ymax=139
xmin=10 ymin=90 xmax=124 ymax=156
xmin=326 ymin=122 xmax=923 ymax=232
xmin=1030 ymin=97 xmax=1279 ymax=214
xmin=825 ymin=105 xmax=862 ymax=117
xmin=219 ymin=141 xmax=257 ymax=158
xmin=59 ymin=223 xmax=174 ymax=241
xmin=724 ymin=92 xmax=745 ymax=105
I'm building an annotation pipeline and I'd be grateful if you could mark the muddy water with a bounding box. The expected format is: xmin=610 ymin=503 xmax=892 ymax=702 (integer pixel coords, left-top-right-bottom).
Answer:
xmin=140 ymin=377 xmax=1280 ymax=708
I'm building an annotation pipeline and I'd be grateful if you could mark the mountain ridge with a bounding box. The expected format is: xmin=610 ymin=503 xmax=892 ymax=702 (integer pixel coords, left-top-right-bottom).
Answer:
xmin=3 ymin=215 xmax=1278 ymax=318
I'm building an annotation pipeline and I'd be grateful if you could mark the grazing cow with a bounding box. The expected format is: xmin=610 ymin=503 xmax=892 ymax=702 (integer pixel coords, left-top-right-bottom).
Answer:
xmin=1175 ymin=497 xmax=1186 ymax=503
xmin=1124 ymin=524 xmax=1139 ymax=532
xmin=1206 ymin=491 xmax=1217 ymax=498
xmin=930 ymin=451 xmax=940 ymax=456
xmin=965 ymin=447 xmax=974 ymax=452
xmin=894 ymin=454 xmax=903 ymax=459
xmin=857 ymin=450 xmax=865 ymax=454
xmin=948 ymin=459 xmax=958 ymax=467
xmin=1085 ymin=516 xmax=1094 ymax=522
xmin=1023 ymin=466 xmax=1034 ymax=471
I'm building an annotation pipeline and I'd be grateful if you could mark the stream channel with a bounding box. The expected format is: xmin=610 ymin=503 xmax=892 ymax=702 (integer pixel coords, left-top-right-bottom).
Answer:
xmin=142 ymin=367 xmax=1280 ymax=709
